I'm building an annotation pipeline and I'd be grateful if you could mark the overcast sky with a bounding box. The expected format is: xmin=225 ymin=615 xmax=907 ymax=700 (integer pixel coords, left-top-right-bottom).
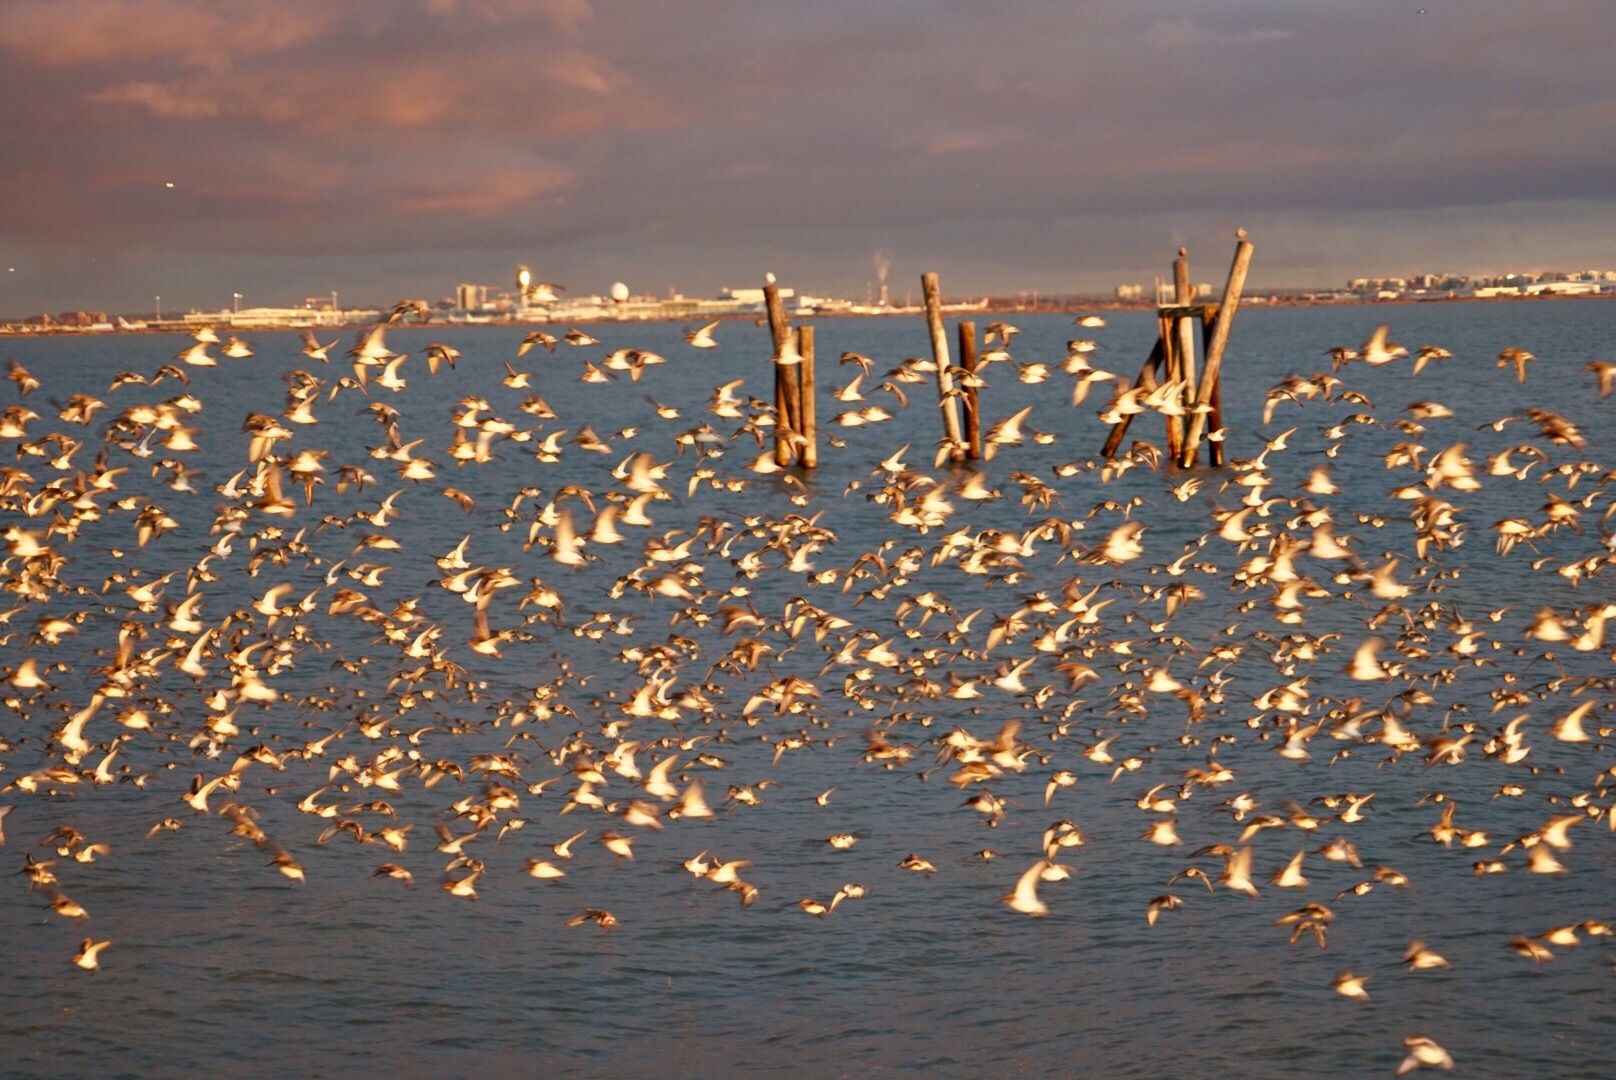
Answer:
xmin=3 ymin=0 xmax=1613 ymax=315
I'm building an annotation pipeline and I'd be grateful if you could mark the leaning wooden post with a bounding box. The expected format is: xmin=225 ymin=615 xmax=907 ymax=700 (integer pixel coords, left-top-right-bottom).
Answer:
xmin=797 ymin=325 xmax=817 ymax=469
xmin=1099 ymin=338 xmax=1164 ymax=459
xmin=1179 ymin=231 xmax=1254 ymax=468
xmin=765 ymin=278 xmax=800 ymax=466
xmin=958 ymin=319 xmax=982 ymax=460
xmin=1173 ymin=249 xmax=1199 ymax=447
xmin=921 ymin=272 xmax=965 ymax=462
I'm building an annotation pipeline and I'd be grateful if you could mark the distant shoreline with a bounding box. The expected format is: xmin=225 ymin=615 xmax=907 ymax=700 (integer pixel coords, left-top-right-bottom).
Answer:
xmin=3 ymin=290 xmax=1609 ymax=338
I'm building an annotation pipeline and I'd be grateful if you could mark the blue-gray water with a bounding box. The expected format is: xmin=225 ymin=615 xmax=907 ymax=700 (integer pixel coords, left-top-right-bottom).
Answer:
xmin=1 ymin=299 xmax=1613 ymax=1077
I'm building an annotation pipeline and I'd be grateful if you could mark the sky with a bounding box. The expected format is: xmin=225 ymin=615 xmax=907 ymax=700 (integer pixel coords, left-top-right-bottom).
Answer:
xmin=3 ymin=0 xmax=1614 ymax=316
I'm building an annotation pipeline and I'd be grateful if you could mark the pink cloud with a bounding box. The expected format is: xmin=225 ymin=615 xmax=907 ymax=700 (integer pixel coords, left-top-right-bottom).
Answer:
xmin=1 ymin=0 xmax=331 ymax=71
xmin=88 ymin=78 xmax=222 ymax=119
xmin=391 ymin=166 xmax=572 ymax=216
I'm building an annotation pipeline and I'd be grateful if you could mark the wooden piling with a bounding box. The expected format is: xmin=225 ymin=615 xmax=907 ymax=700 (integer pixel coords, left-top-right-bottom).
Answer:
xmin=958 ymin=319 xmax=982 ymax=460
xmin=921 ymin=272 xmax=966 ymax=462
xmin=1173 ymin=249 xmax=1199 ymax=449
xmin=797 ymin=325 xmax=817 ymax=469
xmin=1158 ymin=312 xmax=1183 ymax=462
xmin=1179 ymin=232 xmax=1254 ymax=468
xmin=764 ymin=280 xmax=800 ymax=466
xmin=1099 ymin=338 xmax=1165 ymax=460
xmin=1198 ymin=314 xmax=1225 ymax=467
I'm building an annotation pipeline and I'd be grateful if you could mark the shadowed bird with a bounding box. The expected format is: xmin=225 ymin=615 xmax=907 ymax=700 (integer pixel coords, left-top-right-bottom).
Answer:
xmin=565 ymin=908 xmax=618 ymax=930
xmin=1509 ymin=935 xmax=1553 ymax=962
xmin=1584 ymin=360 xmax=1616 ymax=397
xmin=1146 ymin=894 xmax=1182 ymax=926
xmin=372 ymin=863 xmax=414 ymax=887
xmin=425 ymin=343 xmax=460 ymax=374
xmin=518 ymin=330 xmax=558 ymax=356
xmin=1413 ymin=344 xmax=1452 ymax=375
xmin=1498 ymin=347 xmax=1534 ymax=383
xmin=7 ymin=359 xmax=40 ymax=395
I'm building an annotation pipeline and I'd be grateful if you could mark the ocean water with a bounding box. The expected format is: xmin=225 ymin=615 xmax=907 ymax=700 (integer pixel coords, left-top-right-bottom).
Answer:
xmin=1 ymin=298 xmax=1614 ymax=1078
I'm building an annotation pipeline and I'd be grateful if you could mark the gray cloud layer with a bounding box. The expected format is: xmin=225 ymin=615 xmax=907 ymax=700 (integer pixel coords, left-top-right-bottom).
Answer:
xmin=3 ymin=0 xmax=1613 ymax=313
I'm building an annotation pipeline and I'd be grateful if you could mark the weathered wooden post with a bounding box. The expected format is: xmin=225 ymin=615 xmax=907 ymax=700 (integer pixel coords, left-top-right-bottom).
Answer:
xmin=1179 ymin=231 xmax=1254 ymax=468
xmin=1200 ymin=315 xmax=1226 ymax=467
xmin=958 ymin=319 xmax=982 ymax=460
xmin=921 ymin=272 xmax=966 ymax=462
xmin=1157 ymin=309 xmax=1183 ymax=462
xmin=1099 ymin=339 xmax=1164 ymax=459
xmin=764 ymin=277 xmax=800 ymax=466
xmin=1173 ymin=249 xmax=1199 ymax=455
xmin=797 ymin=325 xmax=817 ymax=469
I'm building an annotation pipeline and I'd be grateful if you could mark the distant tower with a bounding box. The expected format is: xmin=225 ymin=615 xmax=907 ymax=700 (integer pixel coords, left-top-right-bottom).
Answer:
xmin=455 ymin=283 xmax=480 ymax=311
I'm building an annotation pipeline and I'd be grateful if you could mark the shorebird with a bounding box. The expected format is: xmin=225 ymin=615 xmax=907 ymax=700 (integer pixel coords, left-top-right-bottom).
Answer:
xmin=1002 ymin=859 xmax=1054 ymax=916
xmin=1584 ymin=360 xmax=1616 ymax=396
xmin=1404 ymin=940 xmax=1451 ymax=970
xmin=1332 ymin=971 xmax=1369 ymax=1002
xmin=565 ymin=908 xmax=617 ymax=931
xmin=73 ymin=938 xmax=111 ymax=970
xmin=1360 ymin=324 xmax=1408 ymax=366
xmin=300 ymin=330 xmax=337 ymax=361
xmin=518 ymin=330 xmax=558 ymax=356
xmin=684 ymin=321 xmax=721 ymax=348
xmin=1396 ymin=1035 xmax=1453 ymax=1075
xmin=1146 ymin=894 xmax=1181 ymax=926
xmin=899 ymin=853 xmax=937 ymax=875
xmin=1498 ymin=346 xmax=1534 ymax=383
xmin=373 ymin=863 xmax=415 ymax=887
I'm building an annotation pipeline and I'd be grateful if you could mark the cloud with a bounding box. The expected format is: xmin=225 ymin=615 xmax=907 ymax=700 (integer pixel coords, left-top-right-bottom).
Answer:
xmin=1143 ymin=15 xmax=1294 ymax=49
xmin=0 ymin=0 xmax=331 ymax=72
xmin=423 ymin=0 xmax=595 ymax=35
xmin=3 ymin=0 xmax=1615 ymax=313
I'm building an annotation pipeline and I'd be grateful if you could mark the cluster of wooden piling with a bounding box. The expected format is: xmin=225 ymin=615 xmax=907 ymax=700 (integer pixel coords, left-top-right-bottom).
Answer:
xmin=1102 ymin=233 xmax=1254 ymax=467
xmin=764 ymin=279 xmax=817 ymax=469
xmin=758 ymin=231 xmax=1251 ymax=473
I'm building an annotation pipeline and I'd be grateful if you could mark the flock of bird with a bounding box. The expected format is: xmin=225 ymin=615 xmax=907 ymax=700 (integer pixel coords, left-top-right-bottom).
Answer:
xmin=3 ymin=307 xmax=1615 ymax=1074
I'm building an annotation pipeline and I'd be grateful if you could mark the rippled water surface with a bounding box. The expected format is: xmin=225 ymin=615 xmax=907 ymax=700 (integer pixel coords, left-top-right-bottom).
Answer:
xmin=2 ymin=299 xmax=1614 ymax=1077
